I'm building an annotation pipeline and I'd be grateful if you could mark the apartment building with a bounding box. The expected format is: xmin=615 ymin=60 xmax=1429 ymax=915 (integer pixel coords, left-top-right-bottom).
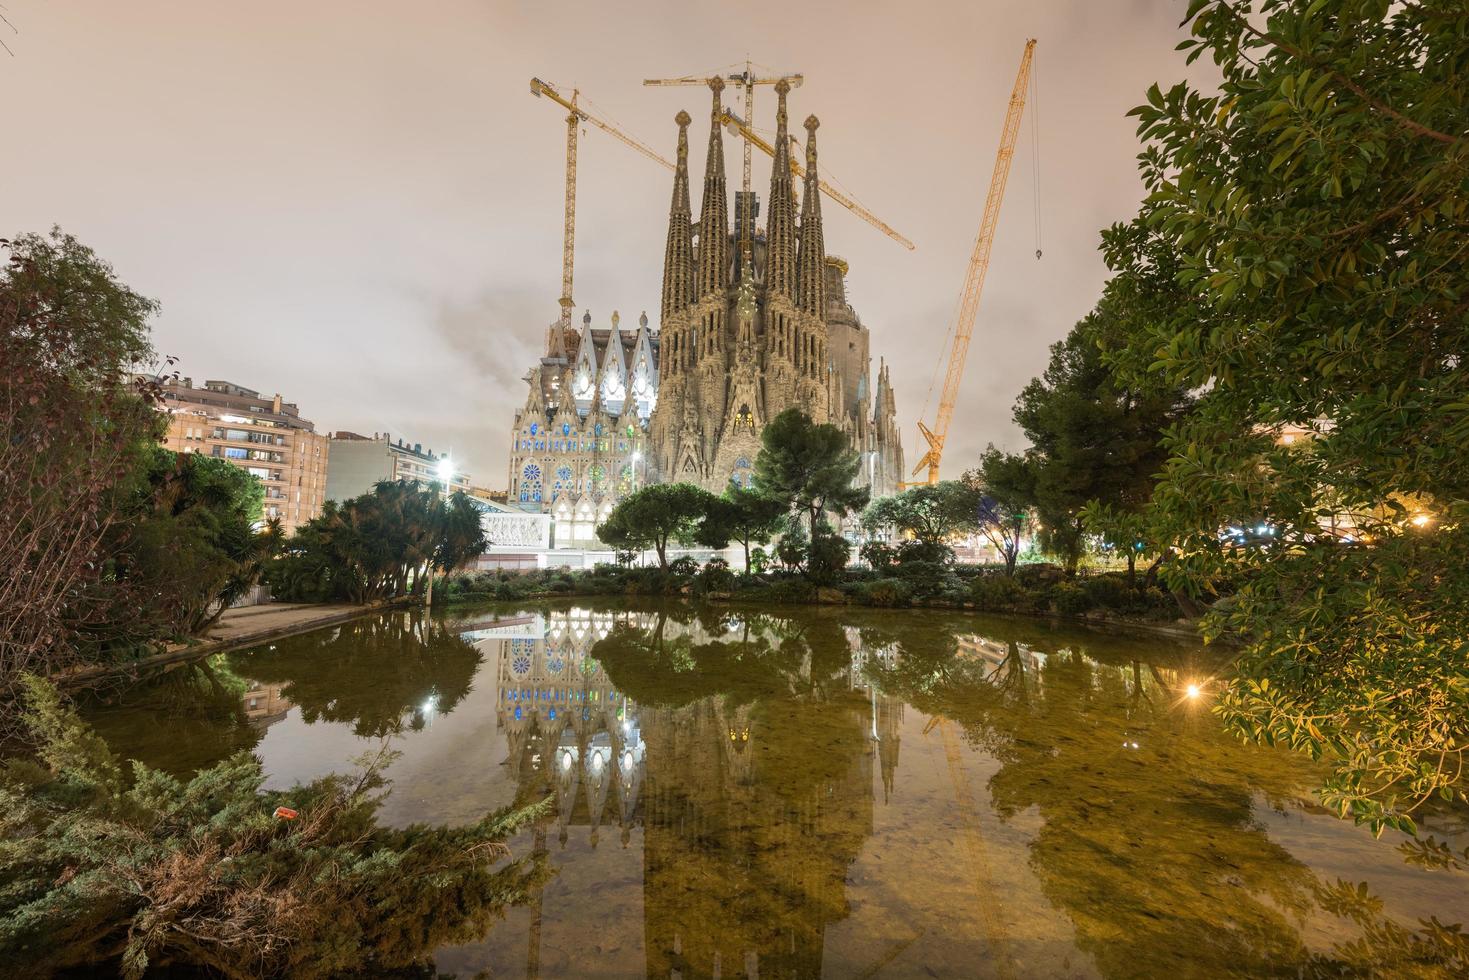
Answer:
xmin=324 ymin=431 xmax=471 ymax=502
xmin=158 ymin=378 xmax=330 ymax=532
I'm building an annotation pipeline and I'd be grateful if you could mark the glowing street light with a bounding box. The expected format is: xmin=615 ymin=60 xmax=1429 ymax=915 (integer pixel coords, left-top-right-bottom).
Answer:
xmin=1185 ymin=683 xmax=1202 ymax=700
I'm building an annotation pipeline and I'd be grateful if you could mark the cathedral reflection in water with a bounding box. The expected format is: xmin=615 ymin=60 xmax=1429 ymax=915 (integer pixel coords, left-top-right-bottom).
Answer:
xmin=462 ymin=607 xmax=905 ymax=977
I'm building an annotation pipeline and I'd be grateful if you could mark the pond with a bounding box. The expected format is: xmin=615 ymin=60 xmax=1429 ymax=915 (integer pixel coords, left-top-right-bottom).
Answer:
xmin=82 ymin=600 xmax=1469 ymax=978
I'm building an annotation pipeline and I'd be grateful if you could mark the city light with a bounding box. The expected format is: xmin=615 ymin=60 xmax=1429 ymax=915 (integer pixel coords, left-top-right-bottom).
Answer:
xmin=1185 ymin=683 xmax=1201 ymax=699
xmin=631 ymin=451 xmax=643 ymax=463
xmin=1411 ymin=513 xmax=1432 ymax=528
xmin=436 ymin=456 xmax=454 ymax=482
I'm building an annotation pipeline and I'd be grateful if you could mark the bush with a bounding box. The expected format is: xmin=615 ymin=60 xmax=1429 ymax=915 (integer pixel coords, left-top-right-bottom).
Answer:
xmin=894 ymin=560 xmax=952 ymax=598
xmin=759 ymin=578 xmax=816 ymax=604
xmin=970 ymin=574 xmax=1035 ymax=613
xmin=1081 ymin=574 xmax=1130 ymax=611
xmin=859 ymin=540 xmax=896 ymax=573
xmin=668 ymin=555 xmax=700 ymax=576
xmin=697 ymin=557 xmax=736 ymax=593
xmin=808 ymin=530 xmax=850 ymax=584
xmin=1 ymin=677 xmax=547 ymax=976
xmin=1049 ymin=582 xmax=1093 ymax=616
xmin=856 ymin=578 xmax=912 ymax=607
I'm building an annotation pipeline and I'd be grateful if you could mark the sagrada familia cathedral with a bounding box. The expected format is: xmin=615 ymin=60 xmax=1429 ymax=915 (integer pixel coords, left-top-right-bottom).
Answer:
xmin=507 ymin=78 xmax=903 ymax=535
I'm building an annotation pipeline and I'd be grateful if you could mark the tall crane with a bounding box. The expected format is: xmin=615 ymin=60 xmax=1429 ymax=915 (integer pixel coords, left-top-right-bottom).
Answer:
xmin=645 ymin=67 xmax=914 ymax=251
xmin=529 ymin=77 xmax=675 ymax=341
xmin=911 ymin=39 xmax=1037 ymax=485
xmin=644 ymin=62 xmax=802 ymax=249
xmin=719 ymin=108 xmax=915 ymax=251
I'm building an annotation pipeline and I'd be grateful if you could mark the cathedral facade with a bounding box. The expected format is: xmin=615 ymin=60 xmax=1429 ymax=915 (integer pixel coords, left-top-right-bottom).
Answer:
xmin=648 ymin=79 xmax=902 ymax=495
xmin=507 ymin=78 xmax=902 ymax=540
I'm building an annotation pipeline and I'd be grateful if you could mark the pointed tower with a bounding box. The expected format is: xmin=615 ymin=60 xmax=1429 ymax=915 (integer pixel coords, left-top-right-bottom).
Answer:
xmin=794 ymin=115 xmax=830 ymax=418
xmin=660 ymin=111 xmax=695 ymax=329
xmin=765 ymin=80 xmax=798 ymax=300
xmin=696 ymin=78 xmax=730 ymax=301
xmin=796 ymin=116 xmax=827 ymax=318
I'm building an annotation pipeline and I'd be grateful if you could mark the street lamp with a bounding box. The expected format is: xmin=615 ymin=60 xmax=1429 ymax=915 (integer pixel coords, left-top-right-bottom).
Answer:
xmin=424 ymin=455 xmax=455 ymax=608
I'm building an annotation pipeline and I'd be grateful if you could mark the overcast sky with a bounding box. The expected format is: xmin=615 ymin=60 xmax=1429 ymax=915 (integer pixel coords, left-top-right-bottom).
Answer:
xmin=3 ymin=0 xmax=1213 ymax=485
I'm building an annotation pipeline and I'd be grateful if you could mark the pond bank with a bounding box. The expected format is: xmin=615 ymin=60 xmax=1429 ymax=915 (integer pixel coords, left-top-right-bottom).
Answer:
xmin=53 ymin=599 xmax=407 ymax=688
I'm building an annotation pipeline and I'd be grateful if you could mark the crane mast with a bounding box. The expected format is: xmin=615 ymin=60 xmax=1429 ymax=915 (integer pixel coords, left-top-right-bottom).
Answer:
xmin=912 ymin=39 xmax=1036 ymax=484
xmin=530 ymin=77 xmax=675 ymax=343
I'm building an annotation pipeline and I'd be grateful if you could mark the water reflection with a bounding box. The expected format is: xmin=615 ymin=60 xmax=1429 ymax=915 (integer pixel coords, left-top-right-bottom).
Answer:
xmin=80 ymin=602 xmax=1468 ymax=978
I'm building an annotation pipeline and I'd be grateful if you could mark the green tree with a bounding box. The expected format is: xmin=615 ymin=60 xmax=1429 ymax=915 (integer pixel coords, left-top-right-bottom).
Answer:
xmin=964 ymin=448 xmax=1039 ymax=576
xmin=597 ymin=482 xmax=716 ymax=569
xmin=753 ymin=409 xmax=869 ymax=571
xmin=0 ymin=230 xmax=173 ymax=714
xmin=696 ymin=482 xmax=787 ymax=574
xmin=114 ymin=447 xmax=279 ymax=636
xmin=0 ymin=676 xmax=547 ymax=977
xmin=1102 ymin=0 xmax=1468 ymax=832
xmin=1011 ymin=309 xmax=1183 ymax=573
xmin=269 ymin=481 xmax=487 ymax=604
xmin=861 ymin=481 xmax=981 ymax=563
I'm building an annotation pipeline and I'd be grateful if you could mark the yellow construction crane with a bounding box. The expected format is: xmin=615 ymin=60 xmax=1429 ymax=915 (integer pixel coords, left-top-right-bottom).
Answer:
xmin=911 ymin=39 xmax=1037 ymax=485
xmin=645 ymin=63 xmax=803 ymax=252
xmin=645 ymin=66 xmax=914 ymax=251
xmin=719 ymin=108 xmax=915 ymax=251
xmin=529 ymin=77 xmax=675 ymax=335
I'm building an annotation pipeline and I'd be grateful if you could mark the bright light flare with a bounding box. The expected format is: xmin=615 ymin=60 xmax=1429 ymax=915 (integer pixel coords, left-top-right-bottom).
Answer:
xmin=436 ymin=456 xmax=454 ymax=481
xmin=1185 ymin=683 xmax=1201 ymax=700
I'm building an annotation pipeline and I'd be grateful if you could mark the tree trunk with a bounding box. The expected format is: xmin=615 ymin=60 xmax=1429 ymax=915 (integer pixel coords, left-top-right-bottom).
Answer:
xmin=655 ymin=535 xmax=668 ymax=569
xmin=1126 ymin=551 xmax=1136 ymax=586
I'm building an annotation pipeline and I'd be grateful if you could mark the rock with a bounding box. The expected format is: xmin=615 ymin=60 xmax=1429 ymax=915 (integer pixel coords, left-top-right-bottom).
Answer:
xmin=815 ymin=587 xmax=846 ymax=604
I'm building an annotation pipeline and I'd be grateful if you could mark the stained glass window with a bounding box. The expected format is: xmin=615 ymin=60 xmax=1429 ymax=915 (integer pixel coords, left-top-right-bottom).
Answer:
xmin=529 ymin=422 xmax=539 ymax=435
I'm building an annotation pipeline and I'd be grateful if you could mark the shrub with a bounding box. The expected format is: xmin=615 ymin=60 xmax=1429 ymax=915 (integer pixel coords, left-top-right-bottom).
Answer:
xmin=859 ymin=540 xmax=896 ymax=573
xmin=1050 ymin=582 xmax=1093 ymax=616
xmin=668 ymin=556 xmax=700 ymax=576
xmin=808 ymin=530 xmax=850 ymax=584
xmin=697 ymin=557 xmax=736 ymax=593
xmin=760 ymin=579 xmax=816 ymax=604
xmin=1081 ymin=574 xmax=1130 ymax=611
xmin=970 ymin=574 xmax=1035 ymax=613
xmin=894 ymin=560 xmax=951 ymax=598
xmin=857 ymin=578 xmax=912 ymax=607
xmin=1 ymin=677 xmax=547 ymax=976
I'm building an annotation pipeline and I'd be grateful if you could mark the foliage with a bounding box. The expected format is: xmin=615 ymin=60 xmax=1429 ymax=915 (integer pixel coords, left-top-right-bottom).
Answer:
xmin=696 ymin=557 xmax=736 ymax=593
xmin=597 ymin=482 xmax=718 ymax=569
xmin=1010 ymin=308 xmax=1185 ymax=573
xmin=1102 ymin=0 xmax=1469 ymax=833
xmin=855 ymin=578 xmax=912 ymax=607
xmin=113 ymin=446 xmax=281 ymax=636
xmin=1080 ymin=500 xmax=1155 ymax=582
xmin=0 ymin=230 xmax=163 ymax=706
xmin=1049 ymin=582 xmax=1093 ymax=617
xmin=774 ymin=517 xmax=808 ymax=572
xmin=753 ymin=408 xmax=869 ymax=570
xmin=696 ymin=482 xmax=787 ymax=573
xmin=861 ymin=481 xmax=981 ymax=564
xmin=0 ymin=676 xmax=547 ymax=977
xmin=964 ymin=449 xmax=1038 ymax=576
xmin=269 ymin=480 xmax=486 ymax=604
xmin=807 ymin=526 xmax=851 ymax=585
xmin=859 ymin=540 xmax=896 ymax=573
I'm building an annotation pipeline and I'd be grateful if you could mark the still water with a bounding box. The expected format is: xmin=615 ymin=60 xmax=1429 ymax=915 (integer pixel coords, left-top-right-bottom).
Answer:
xmin=84 ymin=601 xmax=1469 ymax=978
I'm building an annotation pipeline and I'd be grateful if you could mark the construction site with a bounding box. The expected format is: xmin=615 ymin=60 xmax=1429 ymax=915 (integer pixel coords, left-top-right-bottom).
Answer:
xmin=504 ymin=44 xmax=1039 ymax=535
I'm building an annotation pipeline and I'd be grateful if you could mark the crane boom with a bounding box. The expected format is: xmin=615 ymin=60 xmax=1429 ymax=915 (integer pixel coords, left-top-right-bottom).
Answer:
xmin=912 ymin=39 xmax=1036 ymax=484
xmin=531 ymin=78 xmax=674 ymax=173
xmin=720 ymin=109 xmax=916 ymax=251
xmin=530 ymin=77 xmax=675 ymax=340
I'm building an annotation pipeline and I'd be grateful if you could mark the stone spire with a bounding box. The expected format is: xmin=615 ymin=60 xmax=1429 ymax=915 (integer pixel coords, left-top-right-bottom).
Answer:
xmin=696 ymin=78 xmax=729 ymax=299
xmin=765 ymin=80 xmax=797 ymax=300
xmin=660 ymin=110 xmax=695 ymax=322
xmin=796 ymin=115 xmax=827 ymax=317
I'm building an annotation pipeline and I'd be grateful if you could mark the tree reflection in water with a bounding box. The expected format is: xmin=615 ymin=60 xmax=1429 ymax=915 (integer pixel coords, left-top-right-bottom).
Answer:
xmin=239 ymin=611 xmax=483 ymax=737
xmin=76 ymin=602 xmax=1468 ymax=977
xmin=865 ymin=615 xmax=1469 ymax=977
